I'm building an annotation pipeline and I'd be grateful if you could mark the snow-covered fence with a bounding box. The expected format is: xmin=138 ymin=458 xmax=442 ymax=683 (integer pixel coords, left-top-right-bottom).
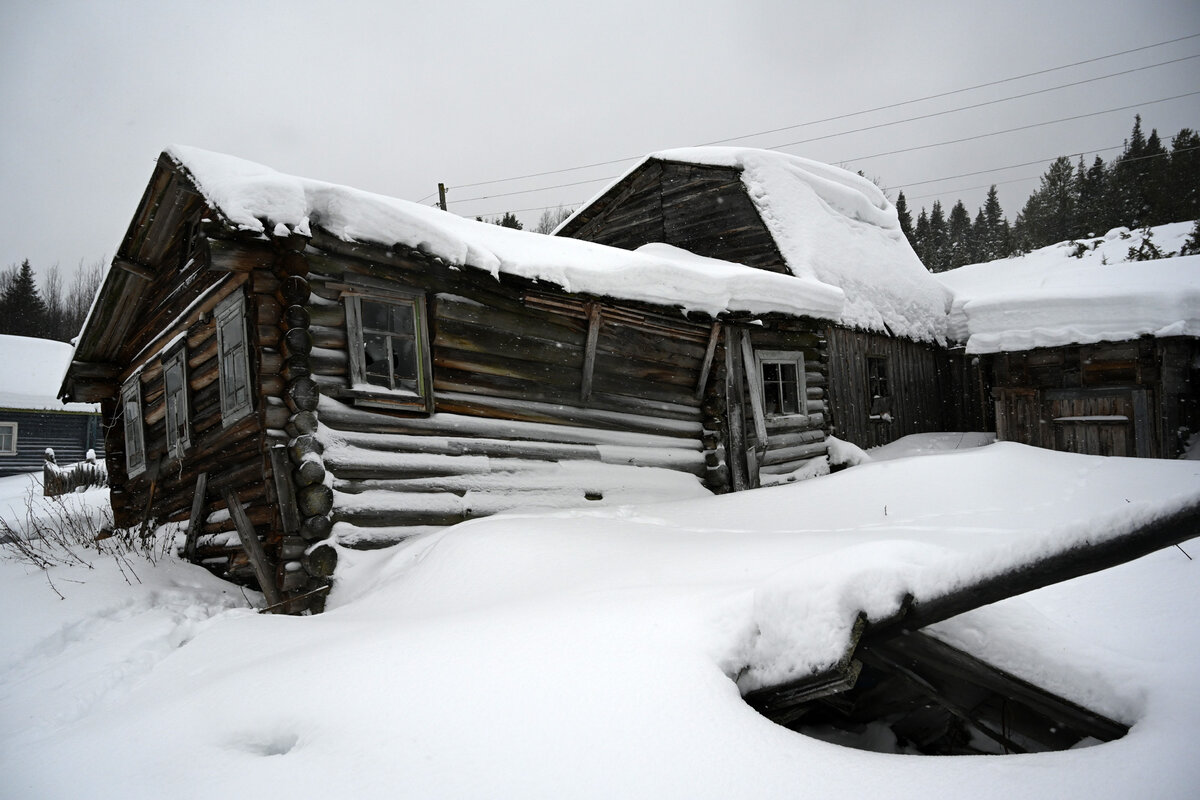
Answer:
xmin=43 ymin=448 xmax=108 ymax=497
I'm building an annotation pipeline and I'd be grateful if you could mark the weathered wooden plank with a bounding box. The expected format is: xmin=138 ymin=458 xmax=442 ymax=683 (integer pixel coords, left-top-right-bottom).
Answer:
xmin=222 ymin=486 xmax=282 ymax=608
xmin=182 ymin=472 xmax=208 ymax=562
xmin=580 ymin=303 xmax=602 ymax=401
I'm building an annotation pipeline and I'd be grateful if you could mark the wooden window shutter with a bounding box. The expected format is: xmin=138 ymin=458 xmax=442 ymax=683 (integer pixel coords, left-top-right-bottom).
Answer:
xmin=215 ymin=291 xmax=253 ymax=426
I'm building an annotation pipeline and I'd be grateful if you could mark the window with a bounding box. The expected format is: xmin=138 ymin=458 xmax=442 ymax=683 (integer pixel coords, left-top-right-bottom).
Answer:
xmin=215 ymin=291 xmax=253 ymax=425
xmin=867 ymin=356 xmax=891 ymax=420
xmin=755 ymin=350 xmax=807 ymax=418
xmin=0 ymin=422 xmax=17 ymax=455
xmin=121 ymin=377 xmax=146 ymax=477
xmin=163 ymin=347 xmax=191 ymax=460
xmin=345 ymin=289 xmax=432 ymax=412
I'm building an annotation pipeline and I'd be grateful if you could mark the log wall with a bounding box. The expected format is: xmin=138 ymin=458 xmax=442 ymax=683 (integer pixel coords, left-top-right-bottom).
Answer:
xmin=987 ymin=336 xmax=1199 ymax=458
xmin=299 ymin=239 xmax=716 ymax=549
xmin=825 ymin=327 xmax=948 ymax=449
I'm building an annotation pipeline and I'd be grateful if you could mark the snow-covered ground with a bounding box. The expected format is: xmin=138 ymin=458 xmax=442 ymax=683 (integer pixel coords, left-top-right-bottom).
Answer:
xmin=1 ymin=439 xmax=1198 ymax=799
xmin=938 ymin=222 xmax=1200 ymax=353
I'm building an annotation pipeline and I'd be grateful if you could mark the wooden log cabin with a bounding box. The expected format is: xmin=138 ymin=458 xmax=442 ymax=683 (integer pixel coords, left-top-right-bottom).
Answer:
xmin=1 ymin=334 xmax=104 ymax=479
xmin=941 ymin=252 xmax=1200 ymax=459
xmin=554 ymin=147 xmax=974 ymax=449
xmin=60 ymin=146 xmax=854 ymax=611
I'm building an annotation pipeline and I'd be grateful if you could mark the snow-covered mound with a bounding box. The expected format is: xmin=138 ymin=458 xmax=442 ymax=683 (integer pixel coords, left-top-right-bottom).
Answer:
xmin=2 ymin=443 xmax=1198 ymax=798
xmin=938 ymin=222 xmax=1200 ymax=353
xmin=0 ymin=333 xmax=95 ymax=412
xmin=167 ymin=145 xmax=844 ymax=321
xmin=566 ymin=147 xmax=950 ymax=342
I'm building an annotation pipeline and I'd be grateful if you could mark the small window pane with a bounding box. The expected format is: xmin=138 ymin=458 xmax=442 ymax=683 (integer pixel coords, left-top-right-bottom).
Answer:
xmin=363 ymin=334 xmax=391 ymax=386
xmin=0 ymin=424 xmax=14 ymax=453
xmin=361 ymin=300 xmax=390 ymax=331
xmin=389 ymin=303 xmax=414 ymax=333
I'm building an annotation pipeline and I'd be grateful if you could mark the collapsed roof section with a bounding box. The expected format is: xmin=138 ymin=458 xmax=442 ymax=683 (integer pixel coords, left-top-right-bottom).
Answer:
xmin=557 ymin=146 xmax=951 ymax=343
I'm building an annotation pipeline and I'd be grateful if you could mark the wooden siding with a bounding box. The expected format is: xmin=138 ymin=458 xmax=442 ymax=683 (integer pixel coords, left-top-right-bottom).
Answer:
xmin=561 ymin=160 xmax=787 ymax=273
xmin=299 ymin=237 xmax=714 ymax=549
xmin=0 ymin=410 xmax=104 ymax=477
xmin=988 ymin=336 xmax=1199 ymax=458
xmin=825 ymin=327 xmax=947 ymax=449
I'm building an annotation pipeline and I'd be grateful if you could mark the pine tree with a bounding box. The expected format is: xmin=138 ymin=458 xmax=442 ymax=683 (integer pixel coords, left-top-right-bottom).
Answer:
xmin=946 ymin=200 xmax=973 ymax=269
xmin=981 ymin=185 xmax=1010 ymax=259
xmin=927 ymin=201 xmax=949 ymax=272
xmin=970 ymin=209 xmax=987 ymax=264
xmin=913 ymin=209 xmax=930 ymax=266
xmin=1169 ymin=129 xmax=1200 ymax=223
xmin=895 ymin=192 xmax=914 ymax=246
xmin=0 ymin=260 xmax=49 ymax=337
xmin=1178 ymin=219 xmax=1200 ymax=256
xmin=1014 ymin=157 xmax=1077 ymax=250
xmin=1075 ymin=156 xmax=1112 ymax=237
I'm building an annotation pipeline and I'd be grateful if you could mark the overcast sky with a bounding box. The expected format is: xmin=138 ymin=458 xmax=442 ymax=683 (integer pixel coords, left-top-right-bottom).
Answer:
xmin=2 ymin=0 xmax=1198 ymax=277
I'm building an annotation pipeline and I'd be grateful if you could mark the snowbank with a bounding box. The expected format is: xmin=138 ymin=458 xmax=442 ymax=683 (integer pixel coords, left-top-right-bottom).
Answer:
xmin=939 ymin=222 xmax=1200 ymax=353
xmin=0 ymin=334 xmax=96 ymax=412
xmin=2 ymin=444 xmax=1198 ymax=798
xmin=167 ymin=146 xmax=844 ymax=321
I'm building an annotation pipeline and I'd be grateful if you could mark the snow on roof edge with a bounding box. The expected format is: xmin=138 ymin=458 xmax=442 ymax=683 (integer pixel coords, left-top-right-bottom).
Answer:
xmin=164 ymin=145 xmax=845 ymax=321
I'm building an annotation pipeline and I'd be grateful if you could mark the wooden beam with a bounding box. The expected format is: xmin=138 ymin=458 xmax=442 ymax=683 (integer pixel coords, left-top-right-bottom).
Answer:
xmin=580 ymin=302 xmax=602 ymax=401
xmin=223 ymin=487 xmax=283 ymax=609
xmin=271 ymin=445 xmax=301 ymax=536
xmin=742 ymin=500 xmax=1200 ymax=714
xmin=866 ymin=631 xmax=1129 ymax=743
xmin=113 ymin=256 xmax=155 ymax=282
xmin=183 ymin=472 xmax=208 ymax=562
xmin=739 ymin=329 xmax=768 ymax=446
xmin=867 ymin=499 xmax=1200 ymax=640
xmin=724 ymin=327 xmax=748 ymax=492
xmin=695 ymin=321 xmax=721 ymax=400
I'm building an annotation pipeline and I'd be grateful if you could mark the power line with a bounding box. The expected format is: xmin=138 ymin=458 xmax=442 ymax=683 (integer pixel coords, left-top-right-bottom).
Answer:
xmin=703 ymin=42 xmax=1200 ymax=146
xmin=766 ymin=54 xmax=1200 ymax=151
xmin=449 ymin=55 xmax=1200 ymax=209
xmin=434 ymin=32 xmax=1200 ymax=196
xmin=902 ymin=143 xmax=1200 ymax=203
xmin=840 ymin=90 xmax=1200 ymax=164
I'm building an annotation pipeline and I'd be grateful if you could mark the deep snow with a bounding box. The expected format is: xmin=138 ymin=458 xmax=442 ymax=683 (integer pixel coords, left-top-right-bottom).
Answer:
xmin=1 ymin=441 xmax=1198 ymax=799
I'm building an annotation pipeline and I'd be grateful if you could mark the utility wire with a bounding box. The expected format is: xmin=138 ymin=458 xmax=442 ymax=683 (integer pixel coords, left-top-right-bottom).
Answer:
xmin=472 ymin=142 xmax=1200 ymax=219
xmin=434 ymin=32 xmax=1200 ymax=196
xmin=451 ymin=56 xmax=1200 ymax=207
xmin=841 ymin=91 xmax=1200 ymax=163
xmin=766 ymin=54 xmax=1200 ymax=151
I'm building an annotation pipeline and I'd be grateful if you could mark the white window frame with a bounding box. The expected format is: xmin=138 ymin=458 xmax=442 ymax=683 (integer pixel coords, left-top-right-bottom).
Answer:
xmin=121 ymin=376 xmax=146 ymax=478
xmin=754 ymin=349 xmax=808 ymax=420
xmin=343 ymin=288 xmax=433 ymax=413
xmin=0 ymin=422 xmax=17 ymax=456
xmin=215 ymin=290 xmax=254 ymax=426
xmin=163 ymin=346 xmax=192 ymax=460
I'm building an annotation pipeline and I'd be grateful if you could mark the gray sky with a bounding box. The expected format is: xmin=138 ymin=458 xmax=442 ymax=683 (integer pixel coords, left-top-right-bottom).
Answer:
xmin=2 ymin=0 xmax=1198 ymax=277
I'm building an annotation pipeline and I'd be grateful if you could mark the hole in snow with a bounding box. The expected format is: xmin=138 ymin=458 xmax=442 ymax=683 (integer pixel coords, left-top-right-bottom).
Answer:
xmin=584 ymin=492 xmax=603 ymax=501
xmin=747 ymin=632 xmax=1127 ymax=756
xmin=237 ymin=732 xmax=299 ymax=757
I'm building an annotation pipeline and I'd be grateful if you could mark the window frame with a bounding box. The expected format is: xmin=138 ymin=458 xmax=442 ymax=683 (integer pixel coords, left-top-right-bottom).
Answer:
xmin=0 ymin=422 xmax=17 ymax=456
xmin=866 ymin=354 xmax=892 ymax=421
xmin=754 ymin=349 xmax=808 ymax=420
xmin=162 ymin=345 xmax=192 ymax=461
xmin=121 ymin=376 xmax=147 ymax=478
xmin=215 ymin=290 xmax=254 ymax=426
xmin=343 ymin=288 xmax=433 ymax=414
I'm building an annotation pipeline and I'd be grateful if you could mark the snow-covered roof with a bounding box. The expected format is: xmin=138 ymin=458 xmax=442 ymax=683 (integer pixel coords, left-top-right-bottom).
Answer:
xmin=938 ymin=222 xmax=1200 ymax=353
xmin=0 ymin=334 xmax=97 ymax=413
xmin=166 ymin=146 xmax=844 ymax=321
xmin=562 ymin=146 xmax=951 ymax=342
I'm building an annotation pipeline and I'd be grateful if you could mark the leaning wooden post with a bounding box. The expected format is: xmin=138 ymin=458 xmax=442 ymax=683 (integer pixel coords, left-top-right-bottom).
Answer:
xmin=223 ymin=486 xmax=283 ymax=609
xmin=183 ymin=472 xmax=208 ymax=563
